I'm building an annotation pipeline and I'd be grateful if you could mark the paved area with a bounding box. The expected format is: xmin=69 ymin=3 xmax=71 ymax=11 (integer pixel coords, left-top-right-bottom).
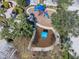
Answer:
xmin=0 ymin=39 xmax=20 ymax=59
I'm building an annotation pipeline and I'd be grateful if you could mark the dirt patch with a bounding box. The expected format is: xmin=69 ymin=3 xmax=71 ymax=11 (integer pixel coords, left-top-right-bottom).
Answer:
xmin=13 ymin=37 xmax=32 ymax=59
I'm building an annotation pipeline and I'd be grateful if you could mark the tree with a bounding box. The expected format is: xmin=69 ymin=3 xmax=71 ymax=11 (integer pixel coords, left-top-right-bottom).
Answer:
xmin=52 ymin=0 xmax=79 ymax=43
xmin=51 ymin=0 xmax=79 ymax=58
xmin=52 ymin=10 xmax=79 ymax=38
xmin=1 ymin=13 xmax=33 ymax=41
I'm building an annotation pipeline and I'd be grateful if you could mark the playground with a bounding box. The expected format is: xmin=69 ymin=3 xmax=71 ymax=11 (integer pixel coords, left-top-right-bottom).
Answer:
xmin=27 ymin=4 xmax=59 ymax=51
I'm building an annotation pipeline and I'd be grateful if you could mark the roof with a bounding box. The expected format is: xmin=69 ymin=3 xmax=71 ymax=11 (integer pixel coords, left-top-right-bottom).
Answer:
xmin=34 ymin=4 xmax=46 ymax=12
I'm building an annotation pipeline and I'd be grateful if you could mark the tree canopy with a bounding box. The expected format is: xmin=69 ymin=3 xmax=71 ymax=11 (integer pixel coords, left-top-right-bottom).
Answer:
xmin=51 ymin=0 xmax=79 ymax=39
xmin=51 ymin=0 xmax=79 ymax=58
xmin=1 ymin=14 xmax=33 ymax=40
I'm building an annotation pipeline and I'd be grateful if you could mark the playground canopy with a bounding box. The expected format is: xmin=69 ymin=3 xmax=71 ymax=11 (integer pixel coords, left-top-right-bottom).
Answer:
xmin=34 ymin=4 xmax=46 ymax=12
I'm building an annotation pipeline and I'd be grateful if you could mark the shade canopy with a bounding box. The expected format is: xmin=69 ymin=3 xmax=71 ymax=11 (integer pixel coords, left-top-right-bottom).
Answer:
xmin=34 ymin=4 xmax=46 ymax=12
xmin=41 ymin=31 xmax=48 ymax=40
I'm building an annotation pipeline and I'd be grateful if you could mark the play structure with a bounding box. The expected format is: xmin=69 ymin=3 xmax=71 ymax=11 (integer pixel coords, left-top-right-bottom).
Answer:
xmin=34 ymin=4 xmax=46 ymax=11
xmin=27 ymin=4 xmax=59 ymax=51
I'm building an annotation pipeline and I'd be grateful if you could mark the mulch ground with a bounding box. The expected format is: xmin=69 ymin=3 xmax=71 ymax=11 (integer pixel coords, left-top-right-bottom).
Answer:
xmin=32 ymin=26 xmax=56 ymax=47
